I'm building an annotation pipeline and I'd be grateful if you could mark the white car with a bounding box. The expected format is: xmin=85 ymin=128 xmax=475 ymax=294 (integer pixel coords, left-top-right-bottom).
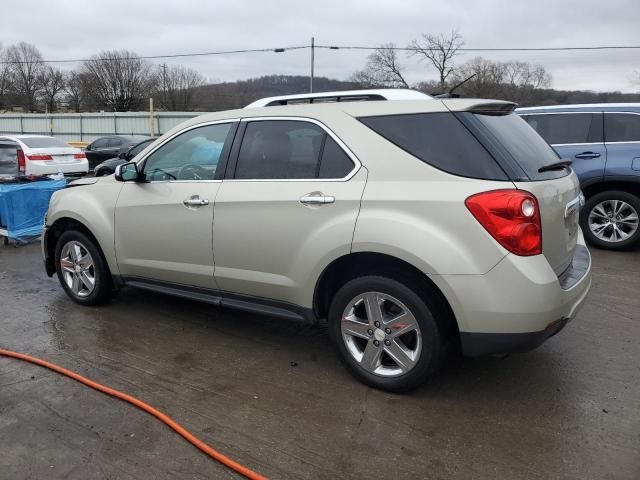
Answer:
xmin=0 ymin=135 xmax=88 ymax=177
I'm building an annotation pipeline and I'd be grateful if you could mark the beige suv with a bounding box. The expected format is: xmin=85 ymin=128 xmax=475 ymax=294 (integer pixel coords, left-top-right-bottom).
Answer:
xmin=42 ymin=93 xmax=592 ymax=392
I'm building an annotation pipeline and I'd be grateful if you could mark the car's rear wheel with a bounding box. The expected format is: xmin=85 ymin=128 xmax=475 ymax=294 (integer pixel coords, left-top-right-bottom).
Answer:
xmin=581 ymin=191 xmax=640 ymax=250
xmin=328 ymin=275 xmax=443 ymax=392
xmin=55 ymin=230 xmax=112 ymax=305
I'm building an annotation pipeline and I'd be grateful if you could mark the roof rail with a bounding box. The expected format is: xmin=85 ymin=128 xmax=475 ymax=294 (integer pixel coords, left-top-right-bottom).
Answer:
xmin=245 ymin=89 xmax=431 ymax=108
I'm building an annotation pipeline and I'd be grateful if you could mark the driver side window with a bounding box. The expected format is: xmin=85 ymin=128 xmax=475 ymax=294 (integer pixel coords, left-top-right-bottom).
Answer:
xmin=143 ymin=123 xmax=232 ymax=181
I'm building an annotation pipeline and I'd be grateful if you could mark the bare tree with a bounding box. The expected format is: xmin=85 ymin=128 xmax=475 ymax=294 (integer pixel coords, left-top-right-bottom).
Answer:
xmin=39 ymin=66 xmax=66 ymax=112
xmin=451 ymin=57 xmax=551 ymax=103
xmin=64 ymin=71 xmax=89 ymax=112
xmin=81 ymin=50 xmax=156 ymax=111
xmin=0 ymin=45 xmax=13 ymax=111
xmin=409 ymin=30 xmax=464 ymax=90
xmin=6 ymin=42 xmax=45 ymax=112
xmin=157 ymin=64 xmax=206 ymax=111
xmin=351 ymin=43 xmax=409 ymax=88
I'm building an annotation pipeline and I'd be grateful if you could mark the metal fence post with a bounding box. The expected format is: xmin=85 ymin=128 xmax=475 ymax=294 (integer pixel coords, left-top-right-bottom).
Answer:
xmin=79 ymin=114 xmax=83 ymax=142
xmin=113 ymin=113 xmax=118 ymax=135
xmin=19 ymin=116 xmax=23 ymax=134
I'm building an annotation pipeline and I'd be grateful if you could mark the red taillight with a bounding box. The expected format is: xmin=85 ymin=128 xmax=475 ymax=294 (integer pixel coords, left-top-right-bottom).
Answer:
xmin=465 ymin=189 xmax=542 ymax=256
xmin=26 ymin=154 xmax=53 ymax=161
xmin=17 ymin=149 xmax=26 ymax=172
xmin=73 ymin=153 xmax=86 ymax=159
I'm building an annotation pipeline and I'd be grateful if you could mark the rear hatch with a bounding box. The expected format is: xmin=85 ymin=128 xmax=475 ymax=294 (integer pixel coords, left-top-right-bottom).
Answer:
xmin=451 ymin=102 xmax=581 ymax=275
xmin=0 ymin=141 xmax=19 ymax=176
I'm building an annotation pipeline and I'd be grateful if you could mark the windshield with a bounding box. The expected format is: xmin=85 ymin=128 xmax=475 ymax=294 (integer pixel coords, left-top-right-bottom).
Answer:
xmin=470 ymin=113 xmax=566 ymax=181
xmin=20 ymin=137 xmax=71 ymax=148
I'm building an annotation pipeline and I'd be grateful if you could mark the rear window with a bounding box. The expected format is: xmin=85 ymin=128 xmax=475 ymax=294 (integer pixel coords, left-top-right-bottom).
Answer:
xmin=0 ymin=143 xmax=18 ymax=175
xmin=469 ymin=112 xmax=567 ymax=181
xmin=20 ymin=137 xmax=71 ymax=148
xmin=358 ymin=112 xmax=508 ymax=180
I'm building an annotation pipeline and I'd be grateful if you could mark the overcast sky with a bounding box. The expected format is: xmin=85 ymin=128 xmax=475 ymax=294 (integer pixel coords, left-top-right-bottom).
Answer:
xmin=3 ymin=0 xmax=639 ymax=92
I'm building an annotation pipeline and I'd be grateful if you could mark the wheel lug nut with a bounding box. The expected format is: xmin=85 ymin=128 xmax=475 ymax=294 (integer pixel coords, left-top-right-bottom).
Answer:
xmin=374 ymin=321 xmax=380 ymax=327
xmin=385 ymin=328 xmax=391 ymax=334
xmin=384 ymin=339 xmax=391 ymax=346
xmin=367 ymin=329 xmax=373 ymax=336
xmin=373 ymin=340 xmax=380 ymax=347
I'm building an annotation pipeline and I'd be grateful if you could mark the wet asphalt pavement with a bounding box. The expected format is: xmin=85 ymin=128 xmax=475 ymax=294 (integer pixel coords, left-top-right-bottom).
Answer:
xmin=0 ymin=243 xmax=638 ymax=480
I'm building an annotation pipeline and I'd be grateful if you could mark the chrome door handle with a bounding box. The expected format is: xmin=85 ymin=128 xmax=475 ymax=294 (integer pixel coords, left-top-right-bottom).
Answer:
xmin=574 ymin=151 xmax=601 ymax=159
xmin=300 ymin=192 xmax=335 ymax=205
xmin=183 ymin=195 xmax=209 ymax=207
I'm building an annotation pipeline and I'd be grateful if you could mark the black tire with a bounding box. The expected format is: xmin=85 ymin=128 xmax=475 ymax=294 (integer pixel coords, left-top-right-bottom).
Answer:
xmin=580 ymin=190 xmax=640 ymax=250
xmin=328 ymin=275 xmax=443 ymax=393
xmin=54 ymin=229 xmax=112 ymax=306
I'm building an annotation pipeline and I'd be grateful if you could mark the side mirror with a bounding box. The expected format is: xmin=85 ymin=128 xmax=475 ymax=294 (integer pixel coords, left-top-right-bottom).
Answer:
xmin=85 ymin=144 xmax=91 ymax=151
xmin=118 ymin=151 xmax=127 ymax=159
xmin=114 ymin=162 xmax=139 ymax=182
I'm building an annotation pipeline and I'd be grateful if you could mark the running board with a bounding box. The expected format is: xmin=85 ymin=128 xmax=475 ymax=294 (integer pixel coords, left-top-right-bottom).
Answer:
xmin=121 ymin=277 xmax=315 ymax=324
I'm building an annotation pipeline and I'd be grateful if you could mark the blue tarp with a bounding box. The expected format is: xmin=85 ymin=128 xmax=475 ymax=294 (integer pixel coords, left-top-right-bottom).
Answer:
xmin=0 ymin=179 xmax=66 ymax=243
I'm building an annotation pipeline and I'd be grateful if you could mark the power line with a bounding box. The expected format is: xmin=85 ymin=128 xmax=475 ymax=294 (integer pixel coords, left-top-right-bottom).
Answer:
xmin=1 ymin=43 xmax=639 ymax=65
xmin=317 ymin=45 xmax=640 ymax=52
xmin=0 ymin=46 xmax=309 ymax=65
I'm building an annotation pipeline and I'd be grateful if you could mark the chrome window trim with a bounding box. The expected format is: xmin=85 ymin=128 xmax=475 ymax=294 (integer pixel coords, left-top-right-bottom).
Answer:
xmin=550 ymin=142 xmax=603 ymax=147
xmin=522 ymin=112 xmax=603 ymax=116
xmin=605 ymin=141 xmax=640 ymax=145
xmin=133 ymin=119 xmax=239 ymax=184
xmin=226 ymin=116 xmax=362 ymax=183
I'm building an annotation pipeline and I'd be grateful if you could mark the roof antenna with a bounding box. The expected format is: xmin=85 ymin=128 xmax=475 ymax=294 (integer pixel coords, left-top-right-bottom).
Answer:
xmin=433 ymin=74 xmax=477 ymax=99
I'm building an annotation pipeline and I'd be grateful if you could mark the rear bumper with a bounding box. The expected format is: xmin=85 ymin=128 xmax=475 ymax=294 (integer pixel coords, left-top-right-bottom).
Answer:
xmin=28 ymin=159 xmax=89 ymax=177
xmin=460 ymin=317 xmax=568 ymax=357
xmin=431 ymin=233 xmax=592 ymax=356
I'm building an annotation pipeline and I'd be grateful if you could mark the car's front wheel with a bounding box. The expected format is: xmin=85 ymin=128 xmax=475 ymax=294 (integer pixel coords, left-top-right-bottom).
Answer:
xmin=581 ymin=190 xmax=640 ymax=250
xmin=55 ymin=230 xmax=112 ymax=305
xmin=329 ymin=275 xmax=443 ymax=392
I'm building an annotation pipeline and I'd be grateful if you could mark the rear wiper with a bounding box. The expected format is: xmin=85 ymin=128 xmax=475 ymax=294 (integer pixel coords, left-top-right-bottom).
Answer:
xmin=538 ymin=159 xmax=572 ymax=173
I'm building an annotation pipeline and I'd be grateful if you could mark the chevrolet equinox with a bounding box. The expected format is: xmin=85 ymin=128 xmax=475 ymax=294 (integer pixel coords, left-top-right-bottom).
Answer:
xmin=42 ymin=93 xmax=592 ymax=392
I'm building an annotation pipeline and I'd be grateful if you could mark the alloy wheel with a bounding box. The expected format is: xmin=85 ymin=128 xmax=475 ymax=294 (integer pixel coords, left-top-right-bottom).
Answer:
xmin=588 ymin=199 xmax=639 ymax=243
xmin=59 ymin=240 xmax=96 ymax=297
xmin=341 ymin=292 xmax=422 ymax=377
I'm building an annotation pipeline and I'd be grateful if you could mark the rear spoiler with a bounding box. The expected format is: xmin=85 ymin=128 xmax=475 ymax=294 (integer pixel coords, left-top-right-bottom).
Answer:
xmin=444 ymin=99 xmax=518 ymax=116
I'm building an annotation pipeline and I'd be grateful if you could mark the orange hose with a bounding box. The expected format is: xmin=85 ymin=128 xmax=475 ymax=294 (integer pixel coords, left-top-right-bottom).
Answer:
xmin=0 ymin=348 xmax=267 ymax=480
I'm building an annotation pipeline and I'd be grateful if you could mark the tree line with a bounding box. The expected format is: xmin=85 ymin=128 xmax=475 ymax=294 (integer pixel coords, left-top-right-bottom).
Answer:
xmin=0 ymin=37 xmax=637 ymax=113
xmin=0 ymin=42 xmax=205 ymax=113
xmin=350 ymin=30 xmax=557 ymax=105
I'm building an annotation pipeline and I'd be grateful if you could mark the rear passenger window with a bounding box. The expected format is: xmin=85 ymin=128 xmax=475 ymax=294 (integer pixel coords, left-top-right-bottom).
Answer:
xmin=524 ymin=113 xmax=602 ymax=144
xmin=605 ymin=113 xmax=640 ymax=142
xmin=106 ymin=137 xmax=124 ymax=148
xmin=359 ymin=112 xmax=507 ymax=180
xmin=319 ymin=137 xmax=354 ymax=178
xmin=235 ymin=120 xmax=354 ymax=179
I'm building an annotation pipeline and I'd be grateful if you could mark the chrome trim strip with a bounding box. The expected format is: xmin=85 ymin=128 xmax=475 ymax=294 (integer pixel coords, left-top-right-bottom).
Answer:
xmin=565 ymin=195 xmax=581 ymax=218
xmin=550 ymin=142 xmax=603 ymax=147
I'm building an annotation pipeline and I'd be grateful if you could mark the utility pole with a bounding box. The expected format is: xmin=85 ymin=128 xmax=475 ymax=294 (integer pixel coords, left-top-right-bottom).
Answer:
xmin=161 ymin=63 xmax=168 ymax=109
xmin=310 ymin=37 xmax=315 ymax=93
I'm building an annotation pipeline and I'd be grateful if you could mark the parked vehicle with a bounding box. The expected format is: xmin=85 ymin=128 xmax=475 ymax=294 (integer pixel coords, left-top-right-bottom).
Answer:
xmin=0 ymin=135 xmax=88 ymax=177
xmin=85 ymin=135 xmax=149 ymax=170
xmin=94 ymin=138 xmax=156 ymax=177
xmin=43 ymin=93 xmax=591 ymax=392
xmin=517 ymin=104 xmax=640 ymax=250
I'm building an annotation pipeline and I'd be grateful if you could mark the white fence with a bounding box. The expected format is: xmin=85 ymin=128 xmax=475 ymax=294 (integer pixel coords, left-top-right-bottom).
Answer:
xmin=0 ymin=112 xmax=212 ymax=143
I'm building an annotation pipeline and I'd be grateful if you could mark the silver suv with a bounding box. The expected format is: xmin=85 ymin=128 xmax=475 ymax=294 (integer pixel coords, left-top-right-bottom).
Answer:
xmin=42 ymin=94 xmax=592 ymax=392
